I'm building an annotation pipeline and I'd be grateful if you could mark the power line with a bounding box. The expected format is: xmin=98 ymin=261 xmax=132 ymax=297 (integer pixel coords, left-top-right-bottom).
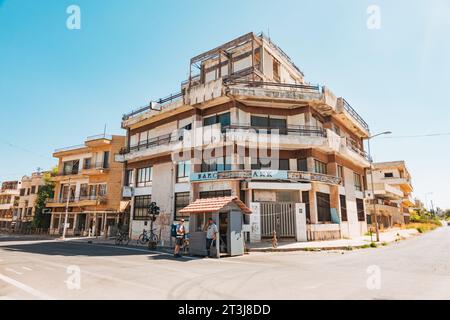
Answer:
xmin=381 ymin=132 xmax=450 ymax=139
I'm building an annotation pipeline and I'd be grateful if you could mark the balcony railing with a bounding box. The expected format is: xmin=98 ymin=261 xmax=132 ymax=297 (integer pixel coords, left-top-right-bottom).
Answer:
xmin=82 ymin=162 xmax=109 ymax=170
xmin=344 ymin=138 xmax=371 ymax=162
xmin=47 ymin=195 xmax=107 ymax=204
xmin=127 ymin=133 xmax=174 ymax=154
xmin=54 ymin=144 xmax=85 ymax=153
xmin=86 ymin=134 xmax=112 ymax=142
xmin=122 ymin=91 xmax=184 ymax=121
xmin=341 ymin=99 xmax=370 ymax=132
xmin=222 ymin=124 xmax=327 ymax=137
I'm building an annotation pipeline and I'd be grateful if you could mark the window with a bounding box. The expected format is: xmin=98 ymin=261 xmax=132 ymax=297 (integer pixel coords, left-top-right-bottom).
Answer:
xmin=337 ymin=165 xmax=344 ymax=185
xmin=354 ymin=172 xmax=362 ymax=191
xmin=316 ymin=192 xmax=331 ymax=222
xmin=174 ymin=192 xmax=190 ymax=221
xmin=314 ymin=160 xmax=327 ymax=174
xmin=27 ymin=188 xmax=31 ymax=196
xmin=20 ymin=188 xmax=25 ymax=196
xmin=384 ymin=172 xmax=394 ymax=178
xmin=177 ymin=161 xmax=191 ymax=182
xmin=83 ymin=158 xmax=92 ymax=170
xmin=279 ymin=159 xmax=290 ymax=171
xmin=133 ymin=195 xmax=152 ymax=220
xmin=103 ymin=151 xmax=110 ymax=169
xmin=137 ymin=167 xmax=152 ymax=187
xmin=273 ymin=59 xmax=280 ymax=81
xmin=340 ymin=194 xmax=347 ymax=221
xmin=203 ymin=112 xmax=230 ymax=128
xmin=98 ymin=184 xmax=107 ymax=197
xmin=202 ymin=157 xmax=231 ymax=172
xmin=63 ymin=160 xmax=80 ymax=175
xmin=89 ymin=185 xmax=97 ymax=198
xmin=80 ymin=184 xmax=88 ymax=198
xmin=251 ymin=115 xmax=287 ymax=134
xmin=31 ymin=186 xmax=36 ymax=194
xmin=302 ymin=191 xmax=311 ymax=223
xmin=125 ymin=169 xmax=134 ymax=187
xmin=356 ymin=198 xmax=365 ymax=221
xmin=27 ymin=207 xmax=33 ymax=216
xmin=332 ymin=124 xmax=341 ymax=136
xmin=199 ymin=190 xmax=231 ymax=199
xmin=297 ymin=158 xmax=308 ymax=172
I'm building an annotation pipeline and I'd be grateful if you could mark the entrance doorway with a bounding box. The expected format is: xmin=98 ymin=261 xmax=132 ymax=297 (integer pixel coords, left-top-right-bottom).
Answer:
xmin=260 ymin=202 xmax=296 ymax=238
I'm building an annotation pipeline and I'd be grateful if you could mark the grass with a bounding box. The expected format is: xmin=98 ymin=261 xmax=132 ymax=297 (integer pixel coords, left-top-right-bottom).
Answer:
xmin=405 ymin=222 xmax=440 ymax=233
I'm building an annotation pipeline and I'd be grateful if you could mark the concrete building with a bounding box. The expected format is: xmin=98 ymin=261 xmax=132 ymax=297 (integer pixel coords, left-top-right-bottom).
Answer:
xmin=365 ymin=161 xmax=414 ymax=228
xmin=15 ymin=171 xmax=48 ymax=228
xmin=117 ymin=32 xmax=372 ymax=243
xmin=0 ymin=180 xmax=21 ymax=230
xmin=46 ymin=134 xmax=126 ymax=236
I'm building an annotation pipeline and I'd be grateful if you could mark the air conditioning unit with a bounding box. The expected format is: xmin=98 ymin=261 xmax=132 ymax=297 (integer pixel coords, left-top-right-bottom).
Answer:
xmin=149 ymin=101 xmax=162 ymax=111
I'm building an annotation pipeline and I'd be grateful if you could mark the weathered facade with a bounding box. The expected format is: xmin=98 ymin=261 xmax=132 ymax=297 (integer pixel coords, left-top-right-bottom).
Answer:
xmin=117 ymin=32 xmax=371 ymax=243
xmin=366 ymin=161 xmax=414 ymax=228
xmin=16 ymin=171 xmax=48 ymax=228
xmin=0 ymin=180 xmax=21 ymax=230
xmin=46 ymin=134 xmax=126 ymax=236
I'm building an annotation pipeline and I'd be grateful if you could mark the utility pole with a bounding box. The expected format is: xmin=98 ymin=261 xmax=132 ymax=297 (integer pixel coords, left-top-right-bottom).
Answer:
xmin=367 ymin=131 xmax=392 ymax=242
xmin=62 ymin=178 xmax=71 ymax=239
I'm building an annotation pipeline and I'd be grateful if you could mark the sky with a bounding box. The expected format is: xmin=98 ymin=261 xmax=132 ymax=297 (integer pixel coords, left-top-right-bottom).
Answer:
xmin=0 ymin=0 xmax=449 ymax=209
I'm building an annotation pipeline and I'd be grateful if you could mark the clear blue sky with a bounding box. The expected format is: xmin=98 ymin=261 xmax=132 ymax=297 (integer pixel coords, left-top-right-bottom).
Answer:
xmin=1 ymin=0 xmax=449 ymax=209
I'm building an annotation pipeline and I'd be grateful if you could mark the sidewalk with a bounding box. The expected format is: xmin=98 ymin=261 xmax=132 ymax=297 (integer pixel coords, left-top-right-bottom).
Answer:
xmin=247 ymin=228 xmax=420 ymax=252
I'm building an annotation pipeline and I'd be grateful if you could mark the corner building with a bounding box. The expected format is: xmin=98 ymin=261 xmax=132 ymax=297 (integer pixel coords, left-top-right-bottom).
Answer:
xmin=118 ymin=33 xmax=371 ymax=242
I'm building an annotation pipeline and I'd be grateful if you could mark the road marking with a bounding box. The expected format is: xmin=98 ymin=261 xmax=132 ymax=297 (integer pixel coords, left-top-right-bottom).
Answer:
xmin=5 ymin=268 xmax=22 ymax=275
xmin=22 ymin=267 xmax=32 ymax=271
xmin=0 ymin=273 xmax=54 ymax=300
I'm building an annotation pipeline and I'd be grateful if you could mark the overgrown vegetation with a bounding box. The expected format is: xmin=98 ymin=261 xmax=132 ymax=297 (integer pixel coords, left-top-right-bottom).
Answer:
xmin=32 ymin=168 xmax=57 ymax=229
xmin=406 ymin=208 xmax=442 ymax=233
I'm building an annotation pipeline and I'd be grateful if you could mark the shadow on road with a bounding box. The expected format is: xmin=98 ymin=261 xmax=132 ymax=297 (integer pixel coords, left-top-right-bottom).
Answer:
xmin=0 ymin=240 xmax=196 ymax=263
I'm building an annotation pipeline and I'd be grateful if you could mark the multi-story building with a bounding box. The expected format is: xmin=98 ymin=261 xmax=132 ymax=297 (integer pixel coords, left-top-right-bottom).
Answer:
xmin=0 ymin=180 xmax=21 ymax=230
xmin=365 ymin=161 xmax=414 ymax=228
xmin=117 ymin=32 xmax=372 ymax=243
xmin=46 ymin=134 xmax=126 ymax=236
xmin=15 ymin=171 xmax=48 ymax=228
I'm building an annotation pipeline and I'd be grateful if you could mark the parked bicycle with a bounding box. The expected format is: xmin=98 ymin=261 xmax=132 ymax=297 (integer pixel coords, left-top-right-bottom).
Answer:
xmin=137 ymin=228 xmax=159 ymax=249
xmin=115 ymin=230 xmax=130 ymax=246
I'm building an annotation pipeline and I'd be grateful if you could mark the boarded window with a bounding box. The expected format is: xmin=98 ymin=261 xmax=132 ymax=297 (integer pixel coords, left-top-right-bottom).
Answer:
xmin=316 ymin=192 xmax=331 ymax=222
xmin=340 ymin=194 xmax=347 ymax=221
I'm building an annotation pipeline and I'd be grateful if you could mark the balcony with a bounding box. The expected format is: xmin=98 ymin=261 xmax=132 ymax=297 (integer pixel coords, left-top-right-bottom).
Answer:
xmin=382 ymin=177 xmax=413 ymax=193
xmin=339 ymin=137 xmax=371 ymax=167
xmin=82 ymin=162 xmax=110 ymax=175
xmin=46 ymin=195 xmax=107 ymax=207
xmin=336 ymin=98 xmax=370 ymax=138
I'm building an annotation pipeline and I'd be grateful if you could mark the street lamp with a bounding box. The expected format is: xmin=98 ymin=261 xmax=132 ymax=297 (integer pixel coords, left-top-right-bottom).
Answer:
xmin=367 ymin=131 xmax=392 ymax=242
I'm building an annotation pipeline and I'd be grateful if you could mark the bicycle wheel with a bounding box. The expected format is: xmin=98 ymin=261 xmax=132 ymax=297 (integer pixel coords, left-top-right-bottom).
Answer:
xmin=150 ymin=233 xmax=159 ymax=244
xmin=124 ymin=235 xmax=130 ymax=246
xmin=115 ymin=236 xmax=122 ymax=246
xmin=137 ymin=234 xmax=146 ymax=245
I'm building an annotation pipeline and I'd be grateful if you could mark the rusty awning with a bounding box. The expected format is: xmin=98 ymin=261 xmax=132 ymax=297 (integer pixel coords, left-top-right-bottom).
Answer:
xmin=179 ymin=196 xmax=252 ymax=215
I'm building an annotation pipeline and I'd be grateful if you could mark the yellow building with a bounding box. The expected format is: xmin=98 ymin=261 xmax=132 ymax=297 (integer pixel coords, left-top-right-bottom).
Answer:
xmin=47 ymin=134 xmax=126 ymax=236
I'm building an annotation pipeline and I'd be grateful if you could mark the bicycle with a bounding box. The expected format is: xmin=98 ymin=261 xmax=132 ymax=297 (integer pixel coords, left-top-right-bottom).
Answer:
xmin=115 ymin=230 xmax=130 ymax=246
xmin=137 ymin=228 xmax=159 ymax=248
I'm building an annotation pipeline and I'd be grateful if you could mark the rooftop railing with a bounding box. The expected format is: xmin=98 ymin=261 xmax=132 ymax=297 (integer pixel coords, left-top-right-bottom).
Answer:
xmin=86 ymin=133 xmax=112 ymax=142
xmin=341 ymin=99 xmax=370 ymax=132
xmin=122 ymin=91 xmax=184 ymax=121
xmin=54 ymin=144 xmax=86 ymax=153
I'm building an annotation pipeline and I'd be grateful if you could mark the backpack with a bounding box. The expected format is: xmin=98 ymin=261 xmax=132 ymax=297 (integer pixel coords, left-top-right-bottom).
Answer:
xmin=171 ymin=224 xmax=178 ymax=237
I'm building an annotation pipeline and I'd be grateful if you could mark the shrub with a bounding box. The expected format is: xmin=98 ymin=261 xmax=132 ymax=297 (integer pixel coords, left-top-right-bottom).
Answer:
xmin=370 ymin=242 xmax=378 ymax=248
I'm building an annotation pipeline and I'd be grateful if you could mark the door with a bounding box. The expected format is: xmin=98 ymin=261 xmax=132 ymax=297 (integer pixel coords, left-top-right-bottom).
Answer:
xmin=260 ymin=202 xmax=296 ymax=238
xmin=228 ymin=211 xmax=244 ymax=256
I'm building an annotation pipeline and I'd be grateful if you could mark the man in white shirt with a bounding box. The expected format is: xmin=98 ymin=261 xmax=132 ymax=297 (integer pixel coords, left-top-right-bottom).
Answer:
xmin=205 ymin=218 xmax=218 ymax=257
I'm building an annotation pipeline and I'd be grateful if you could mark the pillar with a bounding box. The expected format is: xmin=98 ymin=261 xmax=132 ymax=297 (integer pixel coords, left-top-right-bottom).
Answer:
xmin=309 ymin=183 xmax=318 ymax=224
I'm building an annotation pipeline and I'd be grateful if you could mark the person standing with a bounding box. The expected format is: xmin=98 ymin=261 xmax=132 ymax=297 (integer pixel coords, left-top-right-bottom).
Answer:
xmin=205 ymin=218 xmax=218 ymax=257
xmin=174 ymin=219 xmax=185 ymax=258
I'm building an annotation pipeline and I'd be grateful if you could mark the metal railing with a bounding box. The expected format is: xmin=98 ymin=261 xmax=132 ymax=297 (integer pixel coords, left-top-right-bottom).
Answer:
xmin=222 ymin=124 xmax=327 ymax=137
xmin=54 ymin=144 xmax=86 ymax=153
xmin=341 ymin=99 xmax=370 ymax=132
xmin=122 ymin=91 xmax=184 ymax=121
xmin=82 ymin=162 xmax=109 ymax=170
xmin=127 ymin=133 xmax=174 ymax=153
xmin=47 ymin=195 xmax=107 ymax=204
xmin=344 ymin=137 xmax=371 ymax=161
xmin=86 ymin=133 xmax=112 ymax=142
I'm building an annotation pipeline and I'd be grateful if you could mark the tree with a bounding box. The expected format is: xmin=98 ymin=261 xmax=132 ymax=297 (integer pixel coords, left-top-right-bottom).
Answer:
xmin=32 ymin=168 xmax=57 ymax=229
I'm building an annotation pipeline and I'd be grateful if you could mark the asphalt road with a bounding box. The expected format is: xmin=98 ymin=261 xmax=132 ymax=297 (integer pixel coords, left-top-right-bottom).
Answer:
xmin=0 ymin=226 xmax=449 ymax=300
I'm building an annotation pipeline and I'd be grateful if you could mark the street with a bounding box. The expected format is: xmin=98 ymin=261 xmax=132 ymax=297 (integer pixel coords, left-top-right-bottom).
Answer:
xmin=0 ymin=227 xmax=449 ymax=300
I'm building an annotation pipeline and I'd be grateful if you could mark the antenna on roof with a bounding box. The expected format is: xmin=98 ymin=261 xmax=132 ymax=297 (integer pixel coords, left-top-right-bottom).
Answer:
xmin=267 ymin=27 xmax=271 ymax=41
xmin=103 ymin=124 xmax=107 ymax=136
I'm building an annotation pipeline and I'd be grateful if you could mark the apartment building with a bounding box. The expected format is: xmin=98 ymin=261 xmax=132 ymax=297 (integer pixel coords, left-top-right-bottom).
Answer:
xmin=15 ymin=171 xmax=48 ymax=228
xmin=46 ymin=134 xmax=126 ymax=236
xmin=117 ymin=32 xmax=371 ymax=243
xmin=366 ymin=161 xmax=414 ymax=229
xmin=0 ymin=180 xmax=21 ymax=230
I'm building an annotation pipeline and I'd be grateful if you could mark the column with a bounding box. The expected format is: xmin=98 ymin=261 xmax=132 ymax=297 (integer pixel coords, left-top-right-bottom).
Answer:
xmin=308 ymin=183 xmax=318 ymax=224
